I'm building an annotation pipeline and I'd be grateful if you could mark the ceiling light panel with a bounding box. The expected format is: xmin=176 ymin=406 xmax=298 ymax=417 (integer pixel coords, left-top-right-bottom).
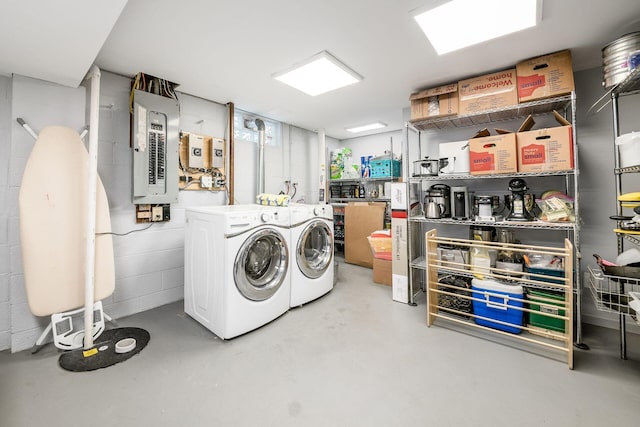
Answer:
xmin=346 ymin=122 xmax=387 ymax=133
xmin=273 ymin=51 xmax=362 ymax=96
xmin=414 ymin=0 xmax=542 ymax=55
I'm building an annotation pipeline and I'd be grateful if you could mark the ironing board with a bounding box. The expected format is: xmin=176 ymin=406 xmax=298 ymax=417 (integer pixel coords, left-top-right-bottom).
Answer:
xmin=19 ymin=126 xmax=115 ymax=318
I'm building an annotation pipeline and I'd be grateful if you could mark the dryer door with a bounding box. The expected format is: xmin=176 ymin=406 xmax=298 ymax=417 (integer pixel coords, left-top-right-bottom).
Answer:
xmin=297 ymin=221 xmax=333 ymax=279
xmin=234 ymin=228 xmax=289 ymax=301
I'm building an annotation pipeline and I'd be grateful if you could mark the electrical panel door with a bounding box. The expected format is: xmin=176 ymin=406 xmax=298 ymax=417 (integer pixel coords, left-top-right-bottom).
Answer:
xmin=132 ymin=90 xmax=179 ymax=204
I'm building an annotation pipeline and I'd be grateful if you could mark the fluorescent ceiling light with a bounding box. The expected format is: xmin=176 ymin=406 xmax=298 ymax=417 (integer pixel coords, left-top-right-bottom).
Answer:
xmin=272 ymin=51 xmax=362 ymax=96
xmin=414 ymin=0 xmax=542 ymax=55
xmin=346 ymin=122 xmax=387 ymax=133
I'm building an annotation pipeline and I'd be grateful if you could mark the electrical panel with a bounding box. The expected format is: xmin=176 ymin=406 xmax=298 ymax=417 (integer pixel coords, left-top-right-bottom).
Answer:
xmin=132 ymin=89 xmax=179 ymax=204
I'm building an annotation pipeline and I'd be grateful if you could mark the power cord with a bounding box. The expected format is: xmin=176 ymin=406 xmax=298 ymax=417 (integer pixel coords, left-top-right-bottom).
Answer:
xmin=96 ymin=223 xmax=154 ymax=236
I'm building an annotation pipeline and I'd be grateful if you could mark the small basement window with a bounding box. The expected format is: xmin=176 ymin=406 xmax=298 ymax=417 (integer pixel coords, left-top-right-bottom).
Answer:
xmin=234 ymin=111 xmax=281 ymax=147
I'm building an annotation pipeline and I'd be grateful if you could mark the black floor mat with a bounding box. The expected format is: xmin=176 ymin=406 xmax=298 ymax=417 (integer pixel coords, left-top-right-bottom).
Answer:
xmin=58 ymin=327 xmax=150 ymax=372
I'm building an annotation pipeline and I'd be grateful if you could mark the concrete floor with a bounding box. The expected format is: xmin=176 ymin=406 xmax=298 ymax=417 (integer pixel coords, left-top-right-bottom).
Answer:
xmin=1 ymin=260 xmax=639 ymax=426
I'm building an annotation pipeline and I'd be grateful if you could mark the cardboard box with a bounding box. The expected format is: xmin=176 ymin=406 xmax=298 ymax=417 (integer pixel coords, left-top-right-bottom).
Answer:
xmin=458 ymin=69 xmax=518 ymax=115
xmin=368 ymin=229 xmax=392 ymax=260
xmin=390 ymin=182 xmax=420 ymax=217
xmin=516 ymin=50 xmax=575 ymax=103
xmin=392 ymin=274 xmax=409 ymax=303
xmin=373 ymin=258 xmax=392 ymax=286
xmin=469 ymin=133 xmax=518 ymax=175
xmin=344 ymin=202 xmax=386 ymax=268
xmin=517 ymin=111 xmax=574 ymax=172
xmin=410 ymin=83 xmax=458 ymax=121
xmin=391 ymin=217 xmax=409 ymax=303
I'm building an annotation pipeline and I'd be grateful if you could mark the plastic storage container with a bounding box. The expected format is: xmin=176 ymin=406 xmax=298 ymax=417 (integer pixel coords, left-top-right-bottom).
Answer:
xmin=369 ymin=159 xmax=401 ymax=178
xmin=472 ymin=279 xmax=524 ymax=334
xmin=615 ymin=132 xmax=640 ymax=168
xmin=527 ymin=289 xmax=566 ymax=332
xmin=526 ymin=267 xmax=565 ymax=284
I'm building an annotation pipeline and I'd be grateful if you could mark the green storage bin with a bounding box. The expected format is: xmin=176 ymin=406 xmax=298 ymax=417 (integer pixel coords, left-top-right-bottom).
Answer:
xmin=527 ymin=289 xmax=566 ymax=332
xmin=525 ymin=267 xmax=565 ymax=284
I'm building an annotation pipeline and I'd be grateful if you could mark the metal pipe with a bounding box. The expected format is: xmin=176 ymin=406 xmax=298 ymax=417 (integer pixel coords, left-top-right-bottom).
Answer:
xmin=318 ymin=129 xmax=326 ymax=203
xmin=83 ymin=64 xmax=101 ymax=350
xmin=255 ymin=118 xmax=265 ymax=195
xmin=227 ymin=102 xmax=235 ymax=205
xmin=16 ymin=118 xmax=38 ymax=140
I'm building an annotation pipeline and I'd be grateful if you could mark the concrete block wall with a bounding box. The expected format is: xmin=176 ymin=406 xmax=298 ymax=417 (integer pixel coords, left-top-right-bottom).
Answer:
xmin=0 ymin=76 xmax=11 ymax=350
xmin=289 ymin=126 xmax=318 ymax=204
xmin=8 ymin=75 xmax=88 ymax=351
xmin=339 ymin=130 xmax=404 ymax=163
xmin=94 ymin=72 xmax=229 ymax=325
xmin=1 ymin=71 xmax=323 ymax=352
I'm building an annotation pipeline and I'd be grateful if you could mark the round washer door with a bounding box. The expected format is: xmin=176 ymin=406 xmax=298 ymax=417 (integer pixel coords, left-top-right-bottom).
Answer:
xmin=234 ymin=228 xmax=289 ymax=301
xmin=297 ymin=220 xmax=333 ymax=279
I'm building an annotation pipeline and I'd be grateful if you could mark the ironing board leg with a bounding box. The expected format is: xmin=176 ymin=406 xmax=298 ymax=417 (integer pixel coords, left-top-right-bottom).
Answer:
xmin=31 ymin=322 xmax=53 ymax=354
xmin=30 ymin=309 xmax=116 ymax=354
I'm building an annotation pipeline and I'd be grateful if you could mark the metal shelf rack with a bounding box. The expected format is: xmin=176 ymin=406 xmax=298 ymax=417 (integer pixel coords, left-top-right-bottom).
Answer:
xmin=410 ymin=170 xmax=575 ymax=182
xmin=410 ymin=217 xmax=575 ymax=231
xmin=410 ymin=95 xmax=572 ymax=131
xmin=328 ymin=140 xmax=401 ymax=253
xmin=607 ymin=67 xmax=640 ymax=359
xmin=401 ymin=91 xmax=584 ymax=348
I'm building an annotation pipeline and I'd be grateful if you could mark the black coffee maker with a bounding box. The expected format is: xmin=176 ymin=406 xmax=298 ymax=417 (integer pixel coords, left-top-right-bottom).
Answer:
xmin=506 ymin=178 xmax=534 ymax=221
xmin=425 ymin=184 xmax=451 ymax=218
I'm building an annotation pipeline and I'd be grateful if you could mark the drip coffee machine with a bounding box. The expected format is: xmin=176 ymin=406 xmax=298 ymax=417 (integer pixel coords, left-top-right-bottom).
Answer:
xmin=451 ymin=186 xmax=469 ymax=219
xmin=473 ymin=195 xmax=503 ymax=222
xmin=425 ymin=184 xmax=451 ymax=218
xmin=506 ymin=178 xmax=534 ymax=221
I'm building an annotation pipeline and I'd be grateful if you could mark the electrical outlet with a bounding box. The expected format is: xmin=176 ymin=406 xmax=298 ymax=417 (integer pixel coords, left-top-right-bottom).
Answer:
xmin=151 ymin=206 xmax=163 ymax=221
xmin=201 ymin=175 xmax=213 ymax=188
xmin=214 ymin=177 xmax=225 ymax=188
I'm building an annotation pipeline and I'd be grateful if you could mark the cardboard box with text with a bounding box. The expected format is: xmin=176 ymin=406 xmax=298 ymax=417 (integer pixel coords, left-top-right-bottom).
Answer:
xmin=458 ymin=69 xmax=518 ymax=115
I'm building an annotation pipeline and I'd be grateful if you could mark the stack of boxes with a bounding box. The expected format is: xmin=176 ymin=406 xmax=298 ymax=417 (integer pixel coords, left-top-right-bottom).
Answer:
xmin=409 ymin=50 xmax=575 ymax=176
xmin=367 ymin=230 xmax=392 ymax=286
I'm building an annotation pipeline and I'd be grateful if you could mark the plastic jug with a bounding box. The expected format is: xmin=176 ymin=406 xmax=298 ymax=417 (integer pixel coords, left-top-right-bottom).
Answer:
xmin=470 ymin=236 xmax=491 ymax=279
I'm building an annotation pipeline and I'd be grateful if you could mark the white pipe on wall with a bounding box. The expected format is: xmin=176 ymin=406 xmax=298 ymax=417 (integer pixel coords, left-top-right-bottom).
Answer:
xmin=255 ymin=118 xmax=265 ymax=195
xmin=318 ymin=129 xmax=326 ymax=203
xmin=83 ymin=65 xmax=101 ymax=350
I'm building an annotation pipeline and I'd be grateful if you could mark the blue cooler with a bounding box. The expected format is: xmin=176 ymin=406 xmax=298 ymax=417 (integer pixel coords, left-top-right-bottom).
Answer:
xmin=472 ymin=279 xmax=524 ymax=334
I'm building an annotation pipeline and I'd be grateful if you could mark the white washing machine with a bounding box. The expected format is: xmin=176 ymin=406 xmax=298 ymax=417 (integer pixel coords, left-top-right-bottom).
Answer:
xmin=289 ymin=203 xmax=334 ymax=307
xmin=184 ymin=205 xmax=291 ymax=339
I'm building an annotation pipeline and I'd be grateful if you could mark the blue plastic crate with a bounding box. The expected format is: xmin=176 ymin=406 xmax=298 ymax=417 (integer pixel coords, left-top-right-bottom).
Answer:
xmin=370 ymin=159 xmax=401 ymax=178
xmin=472 ymin=279 xmax=524 ymax=334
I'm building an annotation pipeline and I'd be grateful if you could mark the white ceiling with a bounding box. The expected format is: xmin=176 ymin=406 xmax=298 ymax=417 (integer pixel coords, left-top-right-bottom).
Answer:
xmin=2 ymin=1 xmax=640 ymax=140
xmin=0 ymin=0 xmax=128 ymax=88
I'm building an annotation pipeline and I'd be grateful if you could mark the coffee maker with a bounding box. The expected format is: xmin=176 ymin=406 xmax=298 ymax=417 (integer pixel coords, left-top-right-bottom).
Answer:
xmin=506 ymin=178 xmax=534 ymax=221
xmin=450 ymin=186 xmax=469 ymax=219
xmin=425 ymin=184 xmax=451 ymax=218
xmin=473 ymin=195 xmax=503 ymax=222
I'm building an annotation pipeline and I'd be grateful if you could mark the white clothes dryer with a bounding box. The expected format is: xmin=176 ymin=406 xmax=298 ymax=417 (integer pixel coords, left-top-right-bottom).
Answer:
xmin=289 ymin=203 xmax=334 ymax=307
xmin=184 ymin=205 xmax=290 ymax=339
